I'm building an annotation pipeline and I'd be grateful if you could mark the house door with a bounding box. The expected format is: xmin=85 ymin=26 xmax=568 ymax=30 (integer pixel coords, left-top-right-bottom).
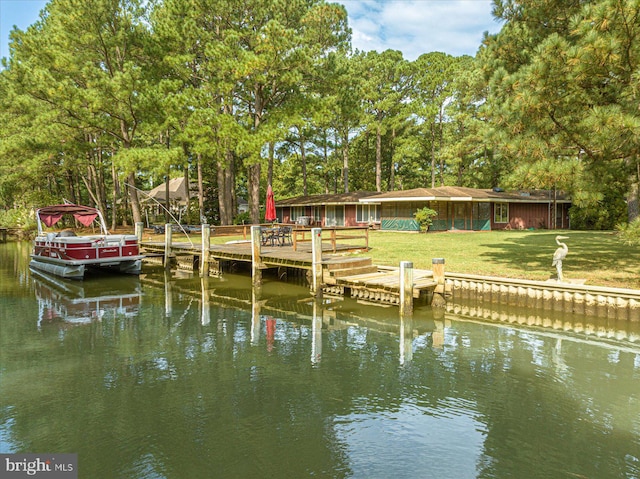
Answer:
xmin=325 ymin=206 xmax=344 ymax=226
xmin=473 ymin=203 xmax=491 ymax=230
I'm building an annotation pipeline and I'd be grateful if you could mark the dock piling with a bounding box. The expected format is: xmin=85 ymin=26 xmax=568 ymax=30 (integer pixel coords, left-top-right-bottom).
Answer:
xmin=399 ymin=261 xmax=414 ymax=317
xmin=432 ymin=258 xmax=447 ymax=307
xmin=251 ymin=225 xmax=262 ymax=287
xmin=135 ymin=222 xmax=144 ymax=243
xmin=200 ymin=224 xmax=210 ymax=277
xmin=311 ymin=228 xmax=323 ymax=297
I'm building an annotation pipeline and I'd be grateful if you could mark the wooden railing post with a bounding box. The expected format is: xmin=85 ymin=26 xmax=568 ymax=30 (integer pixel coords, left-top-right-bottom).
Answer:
xmin=331 ymin=229 xmax=336 ymax=252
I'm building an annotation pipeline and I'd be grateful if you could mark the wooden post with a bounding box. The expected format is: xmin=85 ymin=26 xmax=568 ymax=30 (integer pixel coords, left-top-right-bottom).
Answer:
xmin=164 ymin=224 xmax=172 ymax=269
xmin=200 ymin=224 xmax=210 ymax=277
xmin=399 ymin=261 xmax=414 ymax=317
xmin=432 ymin=258 xmax=445 ymax=290
xmin=311 ymin=227 xmax=323 ymax=297
xmin=135 ymin=222 xmax=144 ymax=243
xmin=330 ymin=229 xmax=336 ymax=252
xmin=432 ymin=257 xmax=447 ymax=307
xmin=251 ymin=225 xmax=262 ymax=287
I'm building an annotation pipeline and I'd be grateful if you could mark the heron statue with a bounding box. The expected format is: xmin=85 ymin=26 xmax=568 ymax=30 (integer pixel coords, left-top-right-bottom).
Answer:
xmin=552 ymin=235 xmax=569 ymax=282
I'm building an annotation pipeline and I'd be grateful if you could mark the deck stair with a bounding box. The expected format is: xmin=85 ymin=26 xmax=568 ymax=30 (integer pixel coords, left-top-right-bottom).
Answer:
xmin=323 ymin=257 xmax=378 ymax=283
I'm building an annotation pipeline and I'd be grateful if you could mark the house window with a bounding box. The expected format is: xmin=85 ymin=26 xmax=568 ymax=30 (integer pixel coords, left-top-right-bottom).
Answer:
xmin=357 ymin=204 xmax=380 ymax=223
xmin=291 ymin=206 xmax=304 ymax=221
xmin=494 ymin=203 xmax=509 ymax=223
xmin=325 ymin=205 xmax=344 ymax=226
xmin=313 ymin=206 xmax=322 ymax=223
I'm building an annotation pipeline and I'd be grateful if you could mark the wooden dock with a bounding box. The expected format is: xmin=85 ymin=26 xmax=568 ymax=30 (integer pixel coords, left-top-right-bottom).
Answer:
xmin=139 ymin=225 xmax=447 ymax=309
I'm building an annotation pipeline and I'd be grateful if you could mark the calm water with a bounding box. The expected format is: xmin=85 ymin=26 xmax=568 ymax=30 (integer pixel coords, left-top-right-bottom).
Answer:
xmin=1 ymin=241 xmax=640 ymax=478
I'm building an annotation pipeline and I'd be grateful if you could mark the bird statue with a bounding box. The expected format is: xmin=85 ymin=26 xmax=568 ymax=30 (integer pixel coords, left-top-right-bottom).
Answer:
xmin=552 ymin=235 xmax=569 ymax=282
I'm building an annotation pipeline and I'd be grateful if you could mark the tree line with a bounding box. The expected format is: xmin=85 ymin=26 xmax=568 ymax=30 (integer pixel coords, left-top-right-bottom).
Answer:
xmin=1 ymin=0 xmax=638 ymax=231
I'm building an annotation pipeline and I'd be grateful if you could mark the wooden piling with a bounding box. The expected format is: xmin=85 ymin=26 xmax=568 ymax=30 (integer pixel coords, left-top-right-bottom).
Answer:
xmin=311 ymin=228 xmax=323 ymax=297
xmin=432 ymin=258 xmax=447 ymax=307
xmin=164 ymin=224 xmax=172 ymax=269
xmin=251 ymin=225 xmax=262 ymax=287
xmin=399 ymin=261 xmax=414 ymax=317
xmin=200 ymin=224 xmax=210 ymax=277
xmin=135 ymin=222 xmax=144 ymax=243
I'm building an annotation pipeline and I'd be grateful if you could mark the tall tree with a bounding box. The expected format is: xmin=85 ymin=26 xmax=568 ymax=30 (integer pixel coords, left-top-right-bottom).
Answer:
xmin=7 ymin=0 xmax=160 ymax=224
xmin=482 ymin=0 xmax=640 ymax=224
xmin=358 ymin=49 xmax=408 ymax=192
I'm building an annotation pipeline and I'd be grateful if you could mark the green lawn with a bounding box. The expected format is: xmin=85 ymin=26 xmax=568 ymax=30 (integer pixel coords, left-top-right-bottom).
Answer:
xmin=353 ymin=230 xmax=640 ymax=289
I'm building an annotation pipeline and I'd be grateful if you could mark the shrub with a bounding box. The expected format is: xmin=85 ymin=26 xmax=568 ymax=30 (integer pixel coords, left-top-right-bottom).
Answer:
xmin=414 ymin=207 xmax=438 ymax=233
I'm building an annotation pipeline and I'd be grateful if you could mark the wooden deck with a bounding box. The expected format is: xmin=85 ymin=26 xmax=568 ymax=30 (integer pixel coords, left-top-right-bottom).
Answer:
xmin=140 ymin=239 xmax=443 ymax=306
xmin=141 ymin=240 xmax=357 ymax=269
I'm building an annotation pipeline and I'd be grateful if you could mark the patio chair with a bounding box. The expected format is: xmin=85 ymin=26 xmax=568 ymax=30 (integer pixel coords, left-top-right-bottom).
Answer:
xmin=278 ymin=226 xmax=293 ymax=246
xmin=261 ymin=227 xmax=276 ymax=246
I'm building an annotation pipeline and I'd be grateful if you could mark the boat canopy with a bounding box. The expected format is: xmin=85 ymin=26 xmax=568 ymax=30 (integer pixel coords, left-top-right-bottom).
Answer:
xmin=36 ymin=204 xmax=99 ymax=228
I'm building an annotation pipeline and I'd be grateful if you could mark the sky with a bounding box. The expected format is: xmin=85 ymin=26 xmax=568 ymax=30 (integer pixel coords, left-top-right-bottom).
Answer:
xmin=0 ymin=0 xmax=502 ymax=63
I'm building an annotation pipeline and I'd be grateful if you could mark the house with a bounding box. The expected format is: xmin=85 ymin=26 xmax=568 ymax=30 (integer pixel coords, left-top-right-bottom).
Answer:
xmin=142 ymin=176 xmax=198 ymax=223
xmin=276 ymin=187 xmax=571 ymax=231
xmin=275 ymin=191 xmax=380 ymax=227
xmin=360 ymin=186 xmax=571 ymax=231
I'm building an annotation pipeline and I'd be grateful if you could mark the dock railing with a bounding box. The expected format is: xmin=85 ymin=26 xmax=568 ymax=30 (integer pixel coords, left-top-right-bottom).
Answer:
xmin=292 ymin=226 xmax=369 ymax=253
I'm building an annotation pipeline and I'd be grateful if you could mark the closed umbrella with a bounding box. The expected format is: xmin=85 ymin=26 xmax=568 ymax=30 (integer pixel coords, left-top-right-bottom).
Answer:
xmin=265 ymin=184 xmax=277 ymax=222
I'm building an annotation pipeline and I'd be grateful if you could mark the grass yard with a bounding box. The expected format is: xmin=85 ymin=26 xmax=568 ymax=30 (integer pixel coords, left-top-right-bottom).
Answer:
xmin=352 ymin=230 xmax=640 ymax=290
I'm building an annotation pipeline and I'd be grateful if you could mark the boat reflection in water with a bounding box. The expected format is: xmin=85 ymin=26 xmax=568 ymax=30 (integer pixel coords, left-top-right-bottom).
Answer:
xmin=31 ymin=268 xmax=142 ymax=329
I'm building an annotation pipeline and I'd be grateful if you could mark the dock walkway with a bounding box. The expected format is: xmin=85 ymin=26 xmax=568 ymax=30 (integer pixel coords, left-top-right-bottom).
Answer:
xmin=140 ymin=238 xmax=443 ymax=307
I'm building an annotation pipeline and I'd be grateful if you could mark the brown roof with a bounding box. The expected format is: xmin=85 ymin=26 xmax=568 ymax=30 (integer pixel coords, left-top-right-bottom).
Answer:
xmin=359 ymin=186 xmax=571 ymax=203
xmin=144 ymin=177 xmax=197 ymax=205
xmin=276 ymin=191 xmax=380 ymax=207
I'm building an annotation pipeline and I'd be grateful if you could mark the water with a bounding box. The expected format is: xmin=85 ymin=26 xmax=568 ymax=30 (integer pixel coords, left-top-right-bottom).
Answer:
xmin=1 ymin=242 xmax=640 ymax=478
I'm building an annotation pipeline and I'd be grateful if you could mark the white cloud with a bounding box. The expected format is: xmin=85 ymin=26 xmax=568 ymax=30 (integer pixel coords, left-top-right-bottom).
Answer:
xmin=342 ymin=0 xmax=502 ymax=60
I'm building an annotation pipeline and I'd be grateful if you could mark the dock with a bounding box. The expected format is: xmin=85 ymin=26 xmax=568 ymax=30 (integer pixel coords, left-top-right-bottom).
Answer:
xmin=139 ymin=224 xmax=447 ymax=311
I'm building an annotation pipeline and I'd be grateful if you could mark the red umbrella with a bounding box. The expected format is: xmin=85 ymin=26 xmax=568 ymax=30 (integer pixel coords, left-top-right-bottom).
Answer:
xmin=265 ymin=184 xmax=277 ymax=222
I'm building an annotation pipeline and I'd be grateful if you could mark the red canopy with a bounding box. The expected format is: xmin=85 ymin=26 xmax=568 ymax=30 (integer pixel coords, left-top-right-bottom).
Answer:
xmin=265 ymin=185 xmax=276 ymax=222
xmin=37 ymin=204 xmax=99 ymax=227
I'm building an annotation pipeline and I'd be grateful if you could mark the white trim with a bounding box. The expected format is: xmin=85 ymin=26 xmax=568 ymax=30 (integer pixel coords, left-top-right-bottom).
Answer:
xmin=360 ymin=197 xmax=436 ymax=203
